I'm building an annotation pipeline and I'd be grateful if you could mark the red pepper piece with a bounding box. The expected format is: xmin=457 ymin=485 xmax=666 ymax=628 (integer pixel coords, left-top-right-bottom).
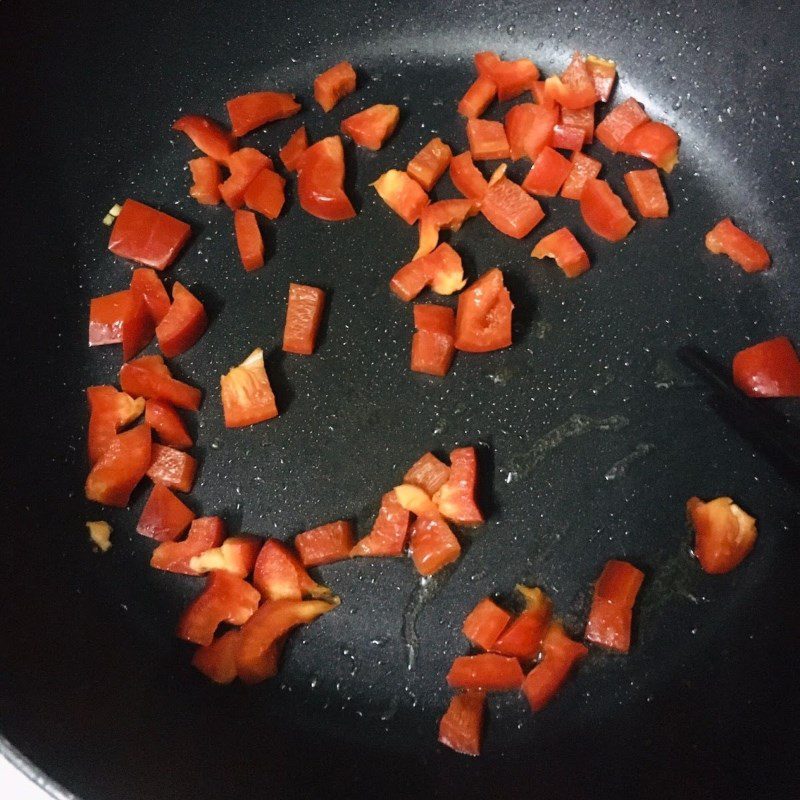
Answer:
xmin=253 ymin=539 xmax=331 ymax=601
xmin=188 ymin=537 xmax=262 ymax=578
xmin=297 ymin=136 xmax=356 ymax=221
xmin=551 ymin=123 xmax=585 ymax=152
xmin=449 ymin=152 xmax=489 ymax=203
xmin=243 ymin=168 xmax=286 ymax=220
xmin=391 ymin=243 xmax=465 ymax=302
xmin=233 ymin=209 xmax=265 ymax=271
xmin=522 ymin=623 xmax=587 ymax=711
xmin=350 ymin=490 xmax=411 ymax=557
xmin=279 ymin=126 xmax=309 ymax=172
xmin=120 ymin=355 xmax=202 ymax=411
xmin=88 ymin=290 xmax=153 ymax=360
xmin=408 ymin=515 xmax=461 ymax=576
xmin=220 ymin=348 xmax=278 ymax=428
xmin=447 ymin=653 xmax=524 ymax=691
xmin=624 ymin=169 xmax=669 ymax=218
xmin=492 ymin=585 xmax=552 ymax=660
xmin=454 ymin=269 xmax=513 ymax=353
xmin=226 ymin=91 xmax=300 ymax=137
xmin=580 ymin=178 xmax=635 ymax=241
xmin=480 ymin=175 xmax=544 ymax=238
xmin=144 ymin=399 xmax=191 ymax=449
xmin=585 ymin=560 xmax=644 ymax=652
xmin=733 ymin=336 xmax=800 ymax=397
xmin=187 ymin=157 xmax=222 ymax=205
xmin=596 ymin=97 xmax=649 ymax=153
xmin=341 ymin=104 xmax=400 ymax=150
xmin=394 ymin=484 xmax=441 ymax=517
xmin=282 ymin=283 xmax=326 ymax=355
xmin=560 ymin=105 xmax=595 ymax=144
xmin=236 ymin=598 xmax=338 ymax=684
xmin=466 ymin=118 xmax=510 ymax=161
xmin=706 ymin=218 xmax=770 ymax=273
xmin=314 ymin=61 xmax=357 ymax=112
xmin=411 ymin=304 xmax=456 ymax=377
xmin=619 ymin=121 xmax=679 ymax=172
xmin=474 ymin=51 xmax=539 ymax=101
xmin=155 ymin=282 xmax=208 ymax=358
xmin=544 ymin=52 xmax=598 ymax=109
xmin=462 ymin=598 xmax=511 ymax=651
xmin=108 ymin=199 xmax=191 ymax=271
xmin=372 ymin=169 xmax=429 ymax=224
xmin=192 ymin=629 xmax=241 ymax=684
xmin=531 ymin=80 xmax=557 ymax=110
xmin=85 ymin=423 xmax=151 ymax=507
xmin=561 ymin=151 xmax=602 ymax=200
xmin=433 ymin=446 xmax=483 ymax=525
xmin=531 ymin=227 xmax=590 ymax=278
xmin=404 ymin=452 xmax=450 ymax=496
xmin=415 ymin=199 xmax=477 ymax=259
xmin=219 ymin=148 xmax=274 ymax=210
xmin=137 ymin=482 xmax=195 ymax=541
xmin=407 ymin=137 xmax=453 ymax=192
xmin=151 ymin=516 xmax=225 ymax=575
xmin=506 ymin=104 xmax=557 ymax=161
xmin=130 ymin=268 xmax=171 ymax=325
xmin=178 ymin=571 xmax=260 ymax=647
xmin=522 ymin=146 xmax=572 ymax=197
xmin=295 ymin=521 xmax=355 ymax=567
xmin=687 ymin=496 xmax=758 ymax=575
xmin=438 ymin=692 xmax=485 ymax=756
xmin=87 ymin=385 xmax=145 ymax=464
xmin=586 ymin=55 xmax=617 ymax=103
xmin=146 ymin=443 xmax=197 ymax=493
xmin=172 ymin=115 xmax=237 ymax=163
xmin=458 ymin=75 xmax=497 ymax=119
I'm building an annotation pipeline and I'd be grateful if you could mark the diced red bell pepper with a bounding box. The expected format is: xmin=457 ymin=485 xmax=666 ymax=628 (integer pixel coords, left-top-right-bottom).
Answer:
xmin=226 ymin=91 xmax=301 ymax=137
xmin=433 ymin=446 xmax=483 ymax=525
xmin=178 ymin=571 xmax=260 ymax=647
xmin=404 ymin=452 xmax=450 ymax=496
xmin=705 ymin=218 xmax=770 ymax=273
xmin=504 ymin=104 xmax=541 ymax=161
xmin=624 ymin=169 xmax=669 ymax=218
xmin=243 ymin=168 xmax=286 ymax=220
xmin=87 ymin=385 xmax=145 ymax=464
xmin=192 ymin=629 xmax=241 ymax=684
xmin=282 ymin=283 xmax=326 ymax=355
xmin=137 ymin=482 xmax=195 ymax=541
xmin=236 ymin=597 xmax=338 ymax=684
xmin=586 ymin=55 xmax=617 ymax=103
xmin=408 ymin=515 xmax=461 ymax=576
xmin=415 ymin=199 xmax=476 ymax=259
xmin=295 ymin=521 xmax=355 ymax=566
xmin=391 ymin=243 xmax=465 ymax=302
xmin=522 ymin=146 xmax=572 ymax=197
xmin=85 ymin=423 xmax=151 ymax=507
xmin=551 ymin=124 xmax=585 ymax=152
xmin=394 ymin=484 xmax=441 ymax=517
xmin=732 ymin=336 xmax=800 ymax=397
xmin=560 ymin=105 xmax=595 ymax=144
xmin=438 ymin=692 xmax=485 ymax=757
xmin=150 ymin=516 xmax=225 ymax=576
xmin=687 ymin=496 xmax=758 ymax=574
xmin=447 ymin=653 xmax=523 ymax=691
xmin=596 ymin=97 xmax=649 ymax=153
xmin=619 ymin=121 xmax=679 ymax=172
xmin=407 ymin=137 xmax=453 ymax=192
xmin=531 ymin=80 xmax=557 ymax=109
xmin=350 ymin=490 xmax=411 ymax=557
xmin=458 ymin=75 xmax=497 ymax=119
xmin=411 ymin=303 xmax=456 ymax=377
xmin=544 ymin=52 xmax=598 ymax=109
xmin=187 ymin=157 xmax=222 ymax=205
xmin=561 ymin=151 xmax=602 ymax=200
xmin=466 ymin=118 xmax=510 ymax=161
xmin=130 ymin=268 xmax=171 ymax=325
xmin=341 ymin=104 xmax=400 ymax=150
xmin=220 ymin=348 xmax=278 ymax=428
xmin=219 ymin=148 xmax=274 ymax=210
xmin=233 ymin=209 xmax=265 ymax=271
xmin=585 ymin=560 xmax=644 ymax=652
xmin=522 ymin=623 xmax=588 ymax=711
xmin=449 ymin=152 xmax=489 ymax=203
xmin=314 ymin=61 xmax=357 ymax=112
xmin=474 ymin=51 xmax=539 ymax=101
xmin=492 ymin=585 xmax=552 ymax=660
xmin=531 ymin=227 xmax=590 ymax=278
xmin=481 ymin=176 xmax=544 ymax=238
xmin=454 ymin=269 xmax=513 ymax=353
xmin=120 ymin=355 xmax=202 ymax=411
xmin=580 ymin=178 xmax=635 ymax=241
xmin=253 ymin=539 xmax=331 ymax=601
xmin=297 ymin=136 xmax=356 ymax=221
xmin=108 ymin=199 xmax=191 ymax=271
xmin=279 ymin=126 xmax=309 ymax=172
xmin=188 ymin=536 xmax=262 ymax=578
xmin=146 ymin=443 xmax=197 ymax=493
xmin=372 ymin=169 xmax=429 ymax=224
xmin=144 ymin=399 xmax=191 ymax=449
xmin=88 ymin=289 xmax=147 ymax=352
xmin=155 ymin=282 xmax=208 ymax=358
xmin=172 ymin=115 xmax=237 ymax=163
xmin=462 ymin=598 xmax=511 ymax=651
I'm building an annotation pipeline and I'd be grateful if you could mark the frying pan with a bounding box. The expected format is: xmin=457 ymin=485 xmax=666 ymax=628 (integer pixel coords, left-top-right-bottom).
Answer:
xmin=2 ymin=0 xmax=799 ymax=798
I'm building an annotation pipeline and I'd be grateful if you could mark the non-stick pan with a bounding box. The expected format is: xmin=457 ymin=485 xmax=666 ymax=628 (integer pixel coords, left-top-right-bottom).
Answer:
xmin=2 ymin=1 xmax=799 ymax=798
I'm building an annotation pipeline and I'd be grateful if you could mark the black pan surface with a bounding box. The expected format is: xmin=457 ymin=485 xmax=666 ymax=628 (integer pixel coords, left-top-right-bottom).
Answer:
xmin=2 ymin=1 xmax=800 ymax=798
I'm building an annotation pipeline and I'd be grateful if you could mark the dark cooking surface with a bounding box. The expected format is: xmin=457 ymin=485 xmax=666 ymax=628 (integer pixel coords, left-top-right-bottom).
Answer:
xmin=2 ymin=1 xmax=800 ymax=798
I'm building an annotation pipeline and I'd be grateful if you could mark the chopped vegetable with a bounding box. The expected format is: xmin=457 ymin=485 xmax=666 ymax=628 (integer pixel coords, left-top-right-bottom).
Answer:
xmin=253 ymin=539 xmax=331 ymax=601
xmin=297 ymin=136 xmax=356 ymax=221
xmin=531 ymin=227 xmax=590 ymax=278
xmin=120 ymin=355 xmax=202 ymax=411
xmin=580 ymin=178 xmax=635 ymax=241
xmin=233 ymin=209 xmax=265 ymax=271
xmin=505 ymin=103 xmax=548 ymax=161
xmin=391 ymin=243 xmax=465 ymax=302
xmin=521 ymin=623 xmax=587 ymax=711
xmin=411 ymin=303 xmax=456 ymax=377
xmin=150 ymin=516 xmax=225 ymax=575
xmin=408 ymin=515 xmax=461 ymax=576
xmin=560 ymin=105 xmax=595 ymax=144
xmin=560 ymin=151 xmax=602 ymax=200
xmin=192 ymin=630 xmax=241 ymax=684
xmin=474 ymin=51 xmax=539 ymax=101
xmin=146 ymin=443 xmax=197 ymax=493
xmin=433 ymin=446 xmax=483 ymax=525
xmin=457 ymin=75 xmax=497 ymax=119
xmin=144 ymin=399 xmax=192 ymax=450
xmin=225 ymin=91 xmax=301 ymax=137
xmin=732 ymin=337 xmax=800 ymax=397
xmin=447 ymin=653 xmax=524 ymax=691
xmin=187 ymin=157 xmax=222 ymax=205
xmin=705 ymin=218 xmax=770 ymax=273
xmin=372 ymin=169 xmax=429 ymax=224
xmin=314 ymin=61 xmax=357 ymax=112
xmin=687 ymin=496 xmax=757 ymax=574
xmin=188 ymin=537 xmax=262 ymax=578
xmin=623 ymin=169 xmax=669 ymax=218
xmin=585 ymin=55 xmax=617 ymax=102
xmin=394 ymin=484 xmax=441 ymax=517
xmin=585 ymin=560 xmax=645 ymax=652
xmin=87 ymin=385 xmax=145 ymax=464
xmin=220 ymin=348 xmax=278 ymax=428
xmin=130 ymin=268 xmax=171 ymax=325
xmin=522 ymin=146 xmax=573 ymax=197
xmin=415 ymin=199 xmax=476 ymax=259
xmin=407 ymin=137 xmax=453 ymax=192
xmin=279 ymin=126 xmax=309 ymax=171
xmin=492 ymin=585 xmax=552 ymax=660
xmin=341 ymin=104 xmax=400 ymax=150
xmin=155 ymin=282 xmax=208 ymax=358
xmin=530 ymin=80 xmax=557 ymax=109
xmin=595 ymin=97 xmax=649 ymax=153
xmin=404 ymin=452 xmax=450 ymax=496
xmin=172 ymin=115 xmax=237 ymax=163
xmin=449 ymin=151 xmax=489 ymax=202
xmin=619 ymin=121 xmax=679 ymax=172
xmin=462 ymin=598 xmax=511 ymax=651
xmin=219 ymin=148 xmax=274 ymax=209
xmin=480 ymin=175 xmax=544 ymax=238
xmin=84 ymin=424 xmax=151 ymax=507
xmin=551 ymin=123 xmax=585 ymax=152
xmin=543 ymin=52 xmax=598 ymax=108
xmin=454 ymin=269 xmax=513 ymax=353
xmin=295 ymin=521 xmax=355 ymax=566
xmin=438 ymin=692 xmax=485 ymax=756
xmin=350 ymin=490 xmax=411 ymax=557
xmin=243 ymin=168 xmax=286 ymax=220
xmin=282 ymin=283 xmax=326 ymax=355
xmin=88 ymin=289 xmax=154 ymax=360
xmin=86 ymin=520 xmax=112 ymax=552
xmin=136 ymin=482 xmax=195 ymax=541
xmin=466 ymin=118 xmax=511 ymax=161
